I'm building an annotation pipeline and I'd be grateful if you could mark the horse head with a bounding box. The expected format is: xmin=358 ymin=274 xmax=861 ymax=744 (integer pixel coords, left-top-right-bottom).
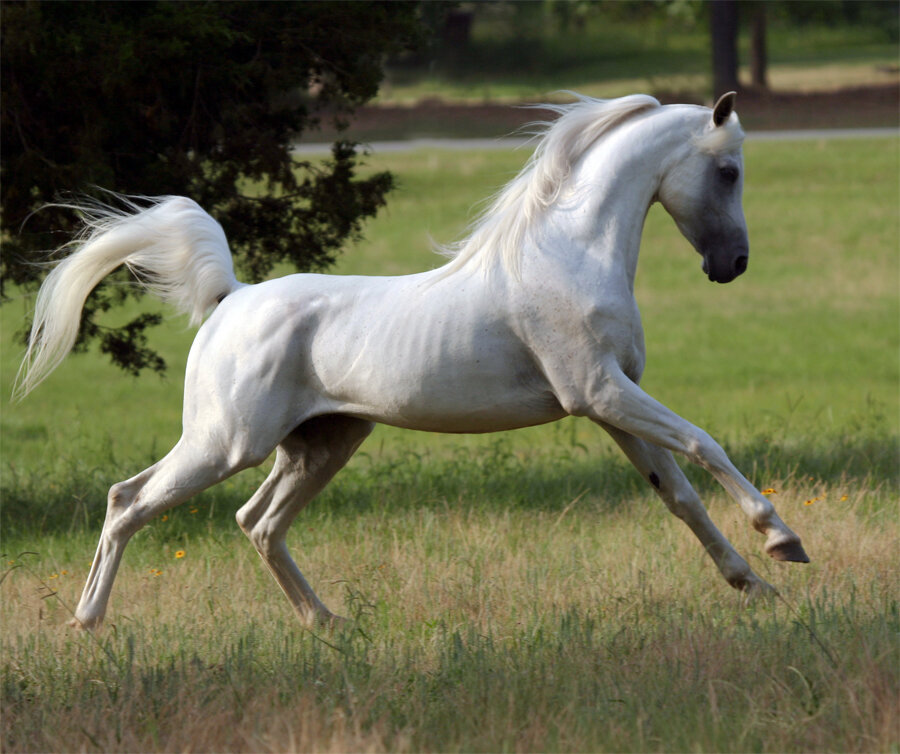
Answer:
xmin=657 ymin=92 xmax=749 ymax=284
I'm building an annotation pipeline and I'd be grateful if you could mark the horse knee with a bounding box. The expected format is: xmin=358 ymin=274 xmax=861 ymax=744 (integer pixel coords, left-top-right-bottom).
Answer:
xmin=685 ymin=430 xmax=727 ymax=470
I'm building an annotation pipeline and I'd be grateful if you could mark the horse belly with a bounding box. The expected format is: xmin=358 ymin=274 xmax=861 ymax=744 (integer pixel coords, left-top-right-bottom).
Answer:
xmin=312 ymin=315 xmax=564 ymax=433
xmin=352 ymin=382 xmax=563 ymax=434
xmin=372 ymin=369 xmax=564 ymax=433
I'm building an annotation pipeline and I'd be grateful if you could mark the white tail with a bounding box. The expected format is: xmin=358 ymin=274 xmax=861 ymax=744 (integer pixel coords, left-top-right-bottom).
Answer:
xmin=14 ymin=195 xmax=241 ymax=400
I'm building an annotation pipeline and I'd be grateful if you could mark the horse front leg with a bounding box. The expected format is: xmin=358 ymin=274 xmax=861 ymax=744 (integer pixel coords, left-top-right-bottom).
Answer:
xmin=598 ymin=421 xmax=774 ymax=597
xmin=575 ymin=364 xmax=808 ymax=565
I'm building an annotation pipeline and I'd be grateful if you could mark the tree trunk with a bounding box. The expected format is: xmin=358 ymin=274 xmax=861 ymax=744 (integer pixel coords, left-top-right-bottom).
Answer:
xmin=750 ymin=2 xmax=768 ymax=89
xmin=710 ymin=0 xmax=740 ymax=96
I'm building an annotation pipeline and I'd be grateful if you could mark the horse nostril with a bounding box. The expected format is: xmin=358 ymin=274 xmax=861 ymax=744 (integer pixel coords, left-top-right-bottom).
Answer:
xmin=734 ymin=255 xmax=748 ymax=276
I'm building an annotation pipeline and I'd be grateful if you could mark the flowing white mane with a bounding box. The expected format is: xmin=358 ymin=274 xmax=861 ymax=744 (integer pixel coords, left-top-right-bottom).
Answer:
xmin=438 ymin=93 xmax=661 ymax=277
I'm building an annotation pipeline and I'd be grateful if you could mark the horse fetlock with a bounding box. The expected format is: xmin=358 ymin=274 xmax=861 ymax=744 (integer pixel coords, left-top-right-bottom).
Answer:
xmin=296 ymin=605 xmax=347 ymax=632
xmin=740 ymin=577 xmax=777 ymax=604
xmin=724 ymin=564 xmax=775 ymax=598
xmin=752 ymin=517 xmax=769 ymax=535
xmin=69 ymin=611 xmax=104 ymax=631
xmin=321 ymin=611 xmax=350 ymax=632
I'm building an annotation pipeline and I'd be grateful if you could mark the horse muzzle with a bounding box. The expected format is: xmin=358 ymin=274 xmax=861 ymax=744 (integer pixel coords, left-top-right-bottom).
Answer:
xmin=701 ymin=249 xmax=748 ymax=284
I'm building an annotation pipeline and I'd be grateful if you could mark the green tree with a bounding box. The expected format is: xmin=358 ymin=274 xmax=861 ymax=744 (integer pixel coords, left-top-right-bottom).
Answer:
xmin=2 ymin=1 xmax=424 ymax=376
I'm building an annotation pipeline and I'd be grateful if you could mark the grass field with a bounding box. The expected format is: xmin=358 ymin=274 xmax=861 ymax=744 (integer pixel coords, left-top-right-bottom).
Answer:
xmin=2 ymin=136 xmax=898 ymax=752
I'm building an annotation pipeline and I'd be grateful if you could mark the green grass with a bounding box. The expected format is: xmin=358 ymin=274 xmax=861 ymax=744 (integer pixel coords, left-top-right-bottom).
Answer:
xmin=2 ymin=137 xmax=898 ymax=752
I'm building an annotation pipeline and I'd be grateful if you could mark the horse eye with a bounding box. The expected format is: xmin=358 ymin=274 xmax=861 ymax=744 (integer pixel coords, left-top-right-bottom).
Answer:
xmin=720 ymin=166 xmax=740 ymax=184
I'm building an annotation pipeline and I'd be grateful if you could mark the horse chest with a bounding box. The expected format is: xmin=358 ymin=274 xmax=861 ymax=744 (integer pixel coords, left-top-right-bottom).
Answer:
xmin=519 ymin=284 xmax=646 ymax=384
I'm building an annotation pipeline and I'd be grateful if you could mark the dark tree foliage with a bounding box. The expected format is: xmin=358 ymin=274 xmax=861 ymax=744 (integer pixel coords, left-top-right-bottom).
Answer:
xmin=1 ymin=1 xmax=424 ymax=376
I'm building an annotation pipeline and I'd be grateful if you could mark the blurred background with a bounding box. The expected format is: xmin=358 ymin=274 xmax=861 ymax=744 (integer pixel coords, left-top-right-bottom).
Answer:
xmin=310 ymin=0 xmax=900 ymax=142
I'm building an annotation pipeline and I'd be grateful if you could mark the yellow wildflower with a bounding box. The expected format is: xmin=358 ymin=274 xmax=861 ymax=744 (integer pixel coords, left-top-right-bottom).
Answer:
xmin=175 ymin=550 xmax=186 ymax=559
xmin=761 ymin=488 xmax=776 ymax=496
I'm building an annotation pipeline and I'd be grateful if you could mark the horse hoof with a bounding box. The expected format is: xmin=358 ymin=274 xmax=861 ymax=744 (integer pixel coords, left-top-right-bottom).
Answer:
xmin=767 ymin=540 xmax=810 ymax=563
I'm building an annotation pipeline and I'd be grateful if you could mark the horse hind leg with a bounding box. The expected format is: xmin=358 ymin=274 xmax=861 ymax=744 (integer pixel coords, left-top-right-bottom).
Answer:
xmin=235 ymin=414 xmax=374 ymax=629
xmin=71 ymin=439 xmax=245 ymax=630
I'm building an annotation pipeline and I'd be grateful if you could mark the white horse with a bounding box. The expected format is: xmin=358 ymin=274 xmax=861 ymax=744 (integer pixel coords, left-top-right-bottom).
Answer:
xmin=17 ymin=92 xmax=808 ymax=630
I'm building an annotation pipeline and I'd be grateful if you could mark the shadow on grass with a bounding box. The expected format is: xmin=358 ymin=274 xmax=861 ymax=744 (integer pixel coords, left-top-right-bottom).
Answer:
xmin=2 ymin=428 xmax=895 ymax=541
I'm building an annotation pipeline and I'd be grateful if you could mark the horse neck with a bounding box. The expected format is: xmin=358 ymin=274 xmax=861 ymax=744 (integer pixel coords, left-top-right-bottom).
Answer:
xmin=538 ymin=110 xmax=693 ymax=292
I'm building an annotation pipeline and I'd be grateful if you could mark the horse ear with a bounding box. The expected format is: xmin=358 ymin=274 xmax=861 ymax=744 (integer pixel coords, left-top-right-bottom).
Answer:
xmin=712 ymin=91 xmax=736 ymax=127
